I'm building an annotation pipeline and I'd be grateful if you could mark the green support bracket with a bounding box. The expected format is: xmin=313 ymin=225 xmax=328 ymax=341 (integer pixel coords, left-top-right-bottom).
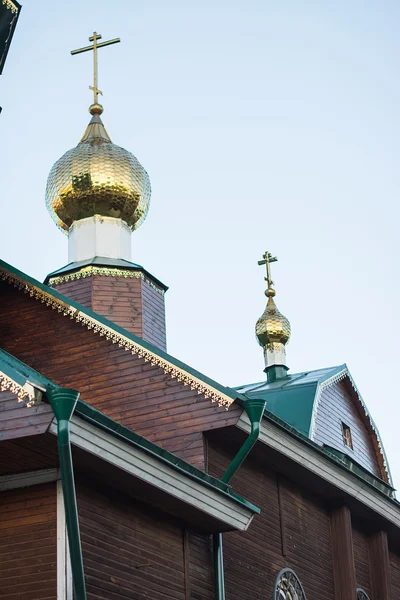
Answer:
xmin=47 ymin=386 xmax=87 ymax=600
xmin=221 ymin=398 xmax=267 ymax=484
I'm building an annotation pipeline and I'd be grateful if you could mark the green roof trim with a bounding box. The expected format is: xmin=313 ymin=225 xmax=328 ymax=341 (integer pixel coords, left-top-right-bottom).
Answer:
xmin=0 ymin=348 xmax=259 ymax=515
xmin=260 ymin=405 xmax=396 ymax=498
xmin=0 ymin=258 xmax=244 ymax=408
xmin=44 ymin=256 xmax=168 ymax=291
xmin=74 ymin=399 xmax=259 ymax=513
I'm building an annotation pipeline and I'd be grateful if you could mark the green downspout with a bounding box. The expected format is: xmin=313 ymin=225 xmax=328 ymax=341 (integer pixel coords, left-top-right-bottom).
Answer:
xmin=47 ymin=386 xmax=87 ymax=600
xmin=213 ymin=398 xmax=266 ymax=600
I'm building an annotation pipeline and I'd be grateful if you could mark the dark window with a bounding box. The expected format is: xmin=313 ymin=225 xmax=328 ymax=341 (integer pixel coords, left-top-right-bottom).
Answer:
xmin=274 ymin=568 xmax=307 ymax=600
xmin=357 ymin=589 xmax=370 ymax=600
xmin=342 ymin=422 xmax=353 ymax=449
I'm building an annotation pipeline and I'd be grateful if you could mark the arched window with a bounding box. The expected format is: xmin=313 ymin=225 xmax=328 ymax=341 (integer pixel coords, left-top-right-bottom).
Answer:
xmin=356 ymin=589 xmax=370 ymax=600
xmin=274 ymin=569 xmax=307 ymax=600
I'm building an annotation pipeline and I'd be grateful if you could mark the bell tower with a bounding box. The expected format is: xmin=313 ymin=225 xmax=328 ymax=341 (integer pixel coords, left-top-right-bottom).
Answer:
xmin=44 ymin=32 xmax=167 ymax=351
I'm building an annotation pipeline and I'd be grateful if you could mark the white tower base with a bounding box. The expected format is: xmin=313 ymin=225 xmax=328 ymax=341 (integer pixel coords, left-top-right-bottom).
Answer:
xmin=68 ymin=216 xmax=131 ymax=263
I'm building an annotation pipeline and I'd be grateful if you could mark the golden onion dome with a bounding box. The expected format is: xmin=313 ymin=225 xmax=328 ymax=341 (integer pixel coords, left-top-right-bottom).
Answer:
xmin=255 ymin=290 xmax=291 ymax=347
xmin=45 ymin=105 xmax=151 ymax=233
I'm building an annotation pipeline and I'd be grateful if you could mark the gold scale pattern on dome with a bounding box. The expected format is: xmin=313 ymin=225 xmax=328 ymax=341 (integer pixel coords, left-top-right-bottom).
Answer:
xmin=255 ymin=251 xmax=291 ymax=347
xmin=45 ymin=32 xmax=151 ymax=233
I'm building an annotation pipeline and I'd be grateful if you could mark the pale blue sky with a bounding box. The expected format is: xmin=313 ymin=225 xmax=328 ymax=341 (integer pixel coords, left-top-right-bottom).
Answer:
xmin=2 ymin=1 xmax=400 ymax=488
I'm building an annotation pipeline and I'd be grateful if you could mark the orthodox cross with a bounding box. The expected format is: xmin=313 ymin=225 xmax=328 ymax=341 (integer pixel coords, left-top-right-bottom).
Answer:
xmin=258 ymin=251 xmax=278 ymax=289
xmin=71 ymin=32 xmax=120 ymax=104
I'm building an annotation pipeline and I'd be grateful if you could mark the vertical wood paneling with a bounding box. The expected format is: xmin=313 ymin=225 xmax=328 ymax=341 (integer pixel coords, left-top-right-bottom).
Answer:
xmin=0 ymin=483 xmax=57 ymax=600
xmin=76 ymin=476 xmax=186 ymax=600
xmin=390 ymin=549 xmax=400 ymax=600
xmin=313 ymin=380 xmax=382 ymax=478
xmin=207 ymin=438 xmax=335 ymax=600
xmin=330 ymin=506 xmax=357 ymax=600
xmin=0 ymin=282 xmax=240 ymax=470
xmin=352 ymin=526 xmax=371 ymax=596
xmin=368 ymin=531 xmax=392 ymax=600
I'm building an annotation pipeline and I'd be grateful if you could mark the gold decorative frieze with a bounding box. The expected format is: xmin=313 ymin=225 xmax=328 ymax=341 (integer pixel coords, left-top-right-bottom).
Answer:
xmin=0 ymin=267 xmax=233 ymax=409
xmin=0 ymin=372 xmax=36 ymax=406
xmin=49 ymin=266 xmax=164 ymax=295
xmin=2 ymin=0 xmax=19 ymax=13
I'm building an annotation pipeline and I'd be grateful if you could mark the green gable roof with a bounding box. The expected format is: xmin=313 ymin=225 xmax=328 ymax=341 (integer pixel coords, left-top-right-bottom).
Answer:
xmin=236 ymin=366 xmax=345 ymax=436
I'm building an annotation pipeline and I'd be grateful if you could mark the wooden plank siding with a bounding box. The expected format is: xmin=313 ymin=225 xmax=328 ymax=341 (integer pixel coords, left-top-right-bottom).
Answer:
xmin=141 ymin=279 xmax=167 ymax=351
xmin=206 ymin=436 xmax=335 ymax=600
xmin=53 ymin=274 xmax=167 ymax=351
xmin=313 ymin=379 xmax=382 ymax=478
xmin=187 ymin=531 xmax=214 ymax=600
xmin=0 ymin=482 xmax=57 ymax=599
xmin=0 ymin=281 xmax=240 ymax=470
xmin=52 ymin=276 xmax=93 ymax=309
xmin=0 ymin=388 xmax=54 ymax=443
xmin=390 ymin=549 xmax=400 ymax=600
xmin=352 ymin=526 xmax=372 ymax=596
xmin=76 ymin=475 xmax=187 ymax=600
xmin=0 ymin=434 xmax=58 ymax=476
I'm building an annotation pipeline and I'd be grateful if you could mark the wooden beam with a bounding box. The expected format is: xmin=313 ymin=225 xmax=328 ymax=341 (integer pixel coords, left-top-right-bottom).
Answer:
xmin=0 ymin=468 xmax=59 ymax=490
xmin=330 ymin=506 xmax=357 ymax=600
xmin=369 ymin=530 xmax=392 ymax=600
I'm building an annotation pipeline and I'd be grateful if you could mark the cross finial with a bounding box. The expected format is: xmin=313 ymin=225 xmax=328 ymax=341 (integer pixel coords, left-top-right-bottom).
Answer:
xmin=71 ymin=31 xmax=121 ymax=113
xmin=258 ymin=251 xmax=278 ymax=297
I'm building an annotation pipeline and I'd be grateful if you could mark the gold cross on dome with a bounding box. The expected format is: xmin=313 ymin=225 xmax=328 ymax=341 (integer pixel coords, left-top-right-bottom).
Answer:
xmin=258 ymin=251 xmax=278 ymax=289
xmin=71 ymin=32 xmax=121 ymax=105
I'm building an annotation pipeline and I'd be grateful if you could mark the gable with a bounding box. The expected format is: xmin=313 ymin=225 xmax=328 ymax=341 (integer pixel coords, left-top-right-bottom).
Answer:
xmin=0 ymin=265 xmax=242 ymax=470
xmin=311 ymin=376 xmax=385 ymax=481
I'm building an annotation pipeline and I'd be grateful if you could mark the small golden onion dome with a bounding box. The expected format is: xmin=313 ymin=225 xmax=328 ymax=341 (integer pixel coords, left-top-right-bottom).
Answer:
xmin=255 ymin=289 xmax=291 ymax=347
xmin=45 ymin=106 xmax=151 ymax=233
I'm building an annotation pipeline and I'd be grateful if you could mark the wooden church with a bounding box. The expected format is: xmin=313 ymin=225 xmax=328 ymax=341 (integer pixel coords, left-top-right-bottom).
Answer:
xmin=1 ymin=32 xmax=400 ymax=600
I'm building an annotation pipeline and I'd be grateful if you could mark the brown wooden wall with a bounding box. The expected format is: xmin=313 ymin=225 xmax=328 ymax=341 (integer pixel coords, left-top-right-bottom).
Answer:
xmin=390 ymin=549 xmax=400 ymax=599
xmin=187 ymin=531 xmax=214 ymax=600
xmin=0 ymin=388 xmax=54 ymax=443
xmin=313 ymin=379 xmax=383 ymax=479
xmin=76 ymin=474 xmax=215 ymax=600
xmin=53 ymin=273 xmax=167 ymax=351
xmin=0 ymin=482 xmax=57 ymax=600
xmin=206 ymin=436 xmax=336 ymax=600
xmin=352 ymin=525 xmax=372 ymax=597
xmin=0 ymin=281 xmax=240 ymax=471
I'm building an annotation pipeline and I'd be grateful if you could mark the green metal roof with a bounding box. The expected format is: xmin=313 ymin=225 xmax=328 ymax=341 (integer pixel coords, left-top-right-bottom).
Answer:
xmin=236 ymin=366 xmax=345 ymax=437
xmin=0 ymin=348 xmax=258 ymax=515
